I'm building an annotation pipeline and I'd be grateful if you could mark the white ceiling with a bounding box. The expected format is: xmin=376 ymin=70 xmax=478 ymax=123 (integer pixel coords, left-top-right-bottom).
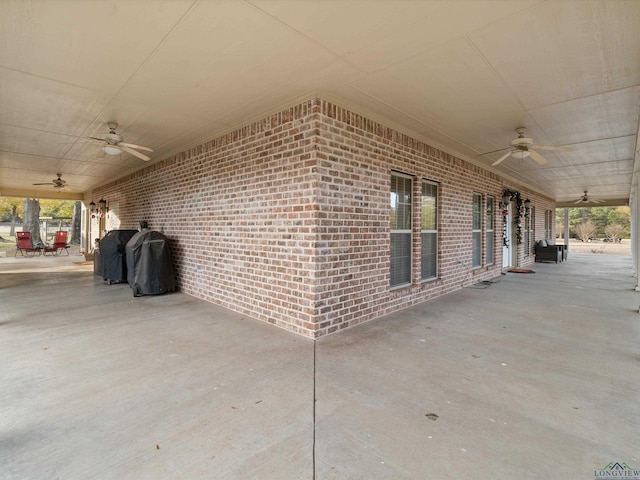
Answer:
xmin=1 ymin=0 xmax=639 ymax=207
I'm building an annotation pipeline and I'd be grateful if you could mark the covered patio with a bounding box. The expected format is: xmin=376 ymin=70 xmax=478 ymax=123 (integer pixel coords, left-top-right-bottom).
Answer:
xmin=1 ymin=252 xmax=637 ymax=479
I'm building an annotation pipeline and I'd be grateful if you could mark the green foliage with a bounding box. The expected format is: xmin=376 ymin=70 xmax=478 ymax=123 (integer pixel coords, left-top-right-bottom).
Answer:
xmin=39 ymin=199 xmax=75 ymax=218
xmin=0 ymin=197 xmax=23 ymax=222
xmin=556 ymin=206 xmax=630 ymax=238
xmin=0 ymin=198 xmax=75 ymax=221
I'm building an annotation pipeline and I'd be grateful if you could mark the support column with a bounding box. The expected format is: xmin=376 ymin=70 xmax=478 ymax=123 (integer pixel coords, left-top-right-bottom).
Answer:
xmin=634 ymin=182 xmax=640 ymax=290
xmin=632 ymin=188 xmax=637 ymax=277
xmin=563 ymin=207 xmax=569 ymax=261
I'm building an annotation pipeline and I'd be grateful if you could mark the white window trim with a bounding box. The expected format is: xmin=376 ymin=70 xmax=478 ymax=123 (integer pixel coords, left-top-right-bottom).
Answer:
xmin=421 ymin=180 xmax=438 ymax=282
xmin=390 ymin=171 xmax=413 ymax=288
xmin=472 ymin=192 xmax=482 ymax=269
xmin=485 ymin=195 xmax=494 ymax=266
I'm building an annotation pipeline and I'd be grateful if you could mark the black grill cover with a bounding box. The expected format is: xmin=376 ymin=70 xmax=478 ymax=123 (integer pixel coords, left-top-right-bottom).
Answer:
xmin=125 ymin=230 xmax=176 ymax=296
xmin=93 ymin=249 xmax=103 ymax=276
xmin=99 ymin=230 xmax=138 ymax=283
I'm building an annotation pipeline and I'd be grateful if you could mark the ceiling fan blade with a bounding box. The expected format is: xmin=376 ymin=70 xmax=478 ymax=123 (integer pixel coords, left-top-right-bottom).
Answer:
xmin=120 ymin=142 xmax=153 ymax=152
xmin=574 ymin=199 xmax=584 ymax=204
xmin=478 ymin=146 xmax=511 ymax=157
xmin=492 ymin=151 xmax=512 ymax=166
xmin=121 ymin=145 xmax=151 ymax=161
xmin=528 ymin=149 xmax=548 ymax=165
xmin=86 ymin=136 xmax=106 ymax=142
xmin=32 ymin=182 xmax=54 ymax=185
xmin=533 ymin=145 xmax=571 ymax=152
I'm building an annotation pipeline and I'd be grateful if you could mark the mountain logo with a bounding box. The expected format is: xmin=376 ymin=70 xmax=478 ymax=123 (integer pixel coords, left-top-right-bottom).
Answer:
xmin=594 ymin=462 xmax=640 ymax=479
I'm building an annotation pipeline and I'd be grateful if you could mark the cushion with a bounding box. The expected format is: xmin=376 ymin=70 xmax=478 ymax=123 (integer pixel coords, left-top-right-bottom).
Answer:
xmin=538 ymin=239 xmax=548 ymax=247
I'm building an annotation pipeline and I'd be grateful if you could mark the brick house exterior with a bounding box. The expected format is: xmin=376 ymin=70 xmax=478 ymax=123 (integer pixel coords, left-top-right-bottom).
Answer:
xmin=91 ymin=97 xmax=555 ymax=337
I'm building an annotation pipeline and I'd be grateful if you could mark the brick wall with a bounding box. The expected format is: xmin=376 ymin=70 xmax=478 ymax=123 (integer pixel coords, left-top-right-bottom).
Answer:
xmin=92 ymin=97 xmax=555 ymax=338
xmin=94 ymin=100 xmax=322 ymax=336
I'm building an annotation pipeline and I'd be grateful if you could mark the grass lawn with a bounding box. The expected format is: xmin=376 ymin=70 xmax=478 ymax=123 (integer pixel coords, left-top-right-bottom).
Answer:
xmin=0 ymin=234 xmax=16 ymax=257
xmin=566 ymin=238 xmax=630 ymax=255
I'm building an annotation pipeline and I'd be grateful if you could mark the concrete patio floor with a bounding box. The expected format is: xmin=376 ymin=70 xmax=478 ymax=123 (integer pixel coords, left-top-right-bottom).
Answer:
xmin=1 ymin=253 xmax=638 ymax=479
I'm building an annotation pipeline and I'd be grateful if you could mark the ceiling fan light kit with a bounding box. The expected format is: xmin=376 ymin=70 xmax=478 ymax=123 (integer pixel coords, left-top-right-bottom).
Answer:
xmin=86 ymin=122 xmax=153 ymax=161
xmin=32 ymin=173 xmax=67 ymax=189
xmin=574 ymin=190 xmax=603 ymax=204
xmin=480 ymin=127 xmax=570 ymax=167
xmin=103 ymin=145 xmax=121 ymax=155
xmin=511 ymin=149 xmax=530 ymax=160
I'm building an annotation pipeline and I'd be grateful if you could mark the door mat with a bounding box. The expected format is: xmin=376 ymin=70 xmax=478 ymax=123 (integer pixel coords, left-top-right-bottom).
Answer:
xmin=508 ymin=268 xmax=535 ymax=274
xmin=467 ymin=280 xmax=495 ymax=289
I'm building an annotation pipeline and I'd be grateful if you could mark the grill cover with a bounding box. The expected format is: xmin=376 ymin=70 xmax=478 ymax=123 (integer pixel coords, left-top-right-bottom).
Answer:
xmin=125 ymin=230 xmax=176 ymax=296
xmin=93 ymin=249 xmax=103 ymax=276
xmin=99 ymin=230 xmax=138 ymax=283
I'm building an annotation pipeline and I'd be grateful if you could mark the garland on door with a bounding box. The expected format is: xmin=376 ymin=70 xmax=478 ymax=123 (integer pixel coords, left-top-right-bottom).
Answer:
xmin=502 ymin=189 xmax=524 ymax=246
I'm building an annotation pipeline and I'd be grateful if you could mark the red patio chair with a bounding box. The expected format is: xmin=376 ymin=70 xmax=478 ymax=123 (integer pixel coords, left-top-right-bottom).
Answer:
xmin=43 ymin=231 xmax=70 ymax=256
xmin=15 ymin=232 xmax=42 ymax=257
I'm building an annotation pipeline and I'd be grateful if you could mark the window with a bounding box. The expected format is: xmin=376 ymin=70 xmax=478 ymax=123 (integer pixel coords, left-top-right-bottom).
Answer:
xmin=524 ymin=210 xmax=529 ymax=255
xmin=529 ymin=207 xmax=536 ymax=254
xmin=544 ymin=209 xmax=552 ymax=240
xmin=390 ymin=173 xmax=412 ymax=287
xmin=421 ymin=181 xmax=438 ymax=280
xmin=485 ymin=196 xmax=494 ymax=265
xmin=472 ymin=193 xmax=482 ymax=268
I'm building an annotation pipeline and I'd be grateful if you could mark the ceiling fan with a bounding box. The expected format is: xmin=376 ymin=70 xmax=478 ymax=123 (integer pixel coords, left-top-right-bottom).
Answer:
xmin=481 ymin=127 xmax=571 ymax=166
xmin=574 ymin=190 xmax=603 ymax=204
xmin=86 ymin=122 xmax=153 ymax=161
xmin=32 ymin=173 xmax=67 ymax=189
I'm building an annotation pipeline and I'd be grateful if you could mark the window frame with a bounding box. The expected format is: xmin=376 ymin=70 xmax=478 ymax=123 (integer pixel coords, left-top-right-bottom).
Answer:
xmin=472 ymin=192 xmax=482 ymax=268
xmin=529 ymin=206 xmax=536 ymax=254
xmin=390 ymin=172 xmax=413 ymax=288
xmin=544 ymin=209 xmax=552 ymax=240
xmin=420 ymin=180 xmax=439 ymax=281
xmin=485 ymin=195 xmax=494 ymax=266
xmin=524 ymin=208 xmax=530 ymax=255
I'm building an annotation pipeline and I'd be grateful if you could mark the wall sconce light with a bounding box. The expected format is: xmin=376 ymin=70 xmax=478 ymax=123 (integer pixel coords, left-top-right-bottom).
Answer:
xmin=89 ymin=199 xmax=108 ymax=219
xmin=523 ymin=198 xmax=531 ymax=218
xmin=501 ymin=192 xmax=512 ymax=213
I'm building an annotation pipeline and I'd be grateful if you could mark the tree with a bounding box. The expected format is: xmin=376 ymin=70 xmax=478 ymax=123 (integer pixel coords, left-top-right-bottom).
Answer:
xmin=23 ymin=198 xmax=42 ymax=245
xmin=604 ymin=223 xmax=625 ymax=243
xmin=575 ymin=221 xmax=596 ymax=242
xmin=556 ymin=206 xmax=630 ymax=239
xmin=70 ymin=201 xmax=81 ymax=244
xmin=588 ymin=207 xmax=611 ymax=237
xmin=0 ymin=197 xmax=23 ymax=236
xmin=608 ymin=207 xmax=630 ymax=236
xmin=556 ymin=219 xmax=565 ymax=238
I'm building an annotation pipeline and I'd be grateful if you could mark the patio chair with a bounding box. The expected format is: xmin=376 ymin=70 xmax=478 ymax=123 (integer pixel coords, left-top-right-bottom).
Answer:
xmin=43 ymin=231 xmax=70 ymax=256
xmin=534 ymin=239 xmax=562 ymax=263
xmin=15 ymin=232 xmax=42 ymax=257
